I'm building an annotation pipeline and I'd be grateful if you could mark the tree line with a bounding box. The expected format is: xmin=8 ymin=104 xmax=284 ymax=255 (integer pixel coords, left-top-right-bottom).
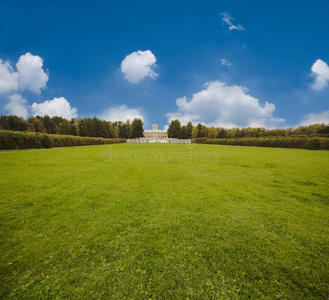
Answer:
xmin=167 ymin=119 xmax=329 ymax=139
xmin=0 ymin=115 xmax=144 ymax=139
xmin=1 ymin=115 xmax=328 ymax=140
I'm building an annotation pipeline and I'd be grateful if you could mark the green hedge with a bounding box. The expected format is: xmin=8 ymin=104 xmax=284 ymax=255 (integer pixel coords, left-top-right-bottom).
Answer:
xmin=0 ymin=130 xmax=125 ymax=150
xmin=198 ymin=137 xmax=329 ymax=150
xmin=194 ymin=138 xmax=208 ymax=144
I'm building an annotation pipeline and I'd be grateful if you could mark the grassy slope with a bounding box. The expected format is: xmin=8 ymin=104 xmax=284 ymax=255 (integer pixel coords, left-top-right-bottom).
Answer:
xmin=0 ymin=144 xmax=328 ymax=299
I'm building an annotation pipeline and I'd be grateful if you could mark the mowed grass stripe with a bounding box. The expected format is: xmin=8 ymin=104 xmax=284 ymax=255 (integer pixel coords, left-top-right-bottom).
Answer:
xmin=0 ymin=144 xmax=328 ymax=299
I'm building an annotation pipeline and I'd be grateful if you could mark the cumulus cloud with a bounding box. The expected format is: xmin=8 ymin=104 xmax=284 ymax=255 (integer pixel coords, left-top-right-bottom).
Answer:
xmin=166 ymin=81 xmax=284 ymax=128
xmin=31 ymin=97 xmax=77 ymax=119
xmin=100 ymin=104 xmax=144 ymax=121
xmin=121 ymin=50 xmax=157 ymax=84
xmin=221 ymin=12 xmax=245 ymax=31
xmin=221 ymin=58 xmax=231 ymax=67
xmin=0 ymin=53 xmax=48 ymax=95
xmin=0 ymin=59 xmax=18 ymax=94
xmin=300 ymin=111 xmax=329 ymax=126
xmin=16 ymin=53 xmax=49 ymax=94
xmin=310 ymin=59 xmax=329 ymax=91
xmin=3 ymin=94 xmax=28 ymax=119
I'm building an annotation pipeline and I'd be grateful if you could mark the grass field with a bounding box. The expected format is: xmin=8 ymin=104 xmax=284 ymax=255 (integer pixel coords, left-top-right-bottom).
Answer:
xmin=1 ymin=143 xmax=328 ymax=299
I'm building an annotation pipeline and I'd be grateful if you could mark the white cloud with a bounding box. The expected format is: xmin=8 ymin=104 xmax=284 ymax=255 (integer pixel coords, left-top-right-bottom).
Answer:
xmin=31 ymin=97 xmax=77 ymax=119
xmin=0 ymin=53 xmax=48 ymax=95
xmin=16 ymin=53 xmax=49 ymax=94
xmin=121 ymin=50 xmax=157 ymax=84
xmin=3 ymin=94 xmax=28 ymax=119
xmin=221 ymin=58 xmax=231 ymax=67
xmin=100 ymin=104 xmax=144 ymax=121
xmin=221 ymin=12 xmax=245 ymax=31
xmin=166 ymin=81 xmax=284 ymax=128
xmin=310 ymin=59 xmax=329 ymax=91
xmin=300 ymin=111 xmax=329 ymax=126
xmin=0 ymin=59 xmax=18 ymax=94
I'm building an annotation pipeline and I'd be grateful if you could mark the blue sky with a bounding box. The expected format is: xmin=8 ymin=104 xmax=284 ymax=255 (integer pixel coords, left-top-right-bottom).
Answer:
xmin=0 ymin=0 xmax=329 ymax=129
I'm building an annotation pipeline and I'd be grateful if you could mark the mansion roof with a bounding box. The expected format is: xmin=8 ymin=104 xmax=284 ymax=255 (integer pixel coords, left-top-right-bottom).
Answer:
xmin=144 ymin=129 xmax=167 ymax=133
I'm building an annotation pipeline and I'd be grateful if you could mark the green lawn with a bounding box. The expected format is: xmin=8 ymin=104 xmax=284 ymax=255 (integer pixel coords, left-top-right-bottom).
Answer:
xmin=0 ymin=144 xmax=328 ymax=299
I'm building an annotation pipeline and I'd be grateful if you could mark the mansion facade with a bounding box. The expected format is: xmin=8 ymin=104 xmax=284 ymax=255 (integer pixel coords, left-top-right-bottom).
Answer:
xmin=143 ymin=124 xmax=168 ymax=139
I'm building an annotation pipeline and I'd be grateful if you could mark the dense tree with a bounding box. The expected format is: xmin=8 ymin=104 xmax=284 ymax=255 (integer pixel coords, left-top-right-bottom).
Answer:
xmin=80 ymin=118 xmax=93 ymax=137
xmin=217 ymin=128 xmax=227 ymax=138
xmin=27 ymin=116 xmax=47 ymax=133
xmin=52 ymin=116 xmax=65 ymax=127
xmin=43 ymin=115 xmax=57 ymax=134
xmin=114 ymin=121 xmax=126 ymax=139
xmin=243 ymin=127 xmax=258 ymax=138
xmin=168 ymin=119 xmax=181 ymax=138
xmin=0 ymin=115 xmax=27 ymax=131
xmin=227 ymin=127 xmax=238 ymax=138
xmin=132 ymin=118 xmax=144 ymax=138
xmin=207 ymin=127 xmax=217 ymax=138
xmin=196 ymin=123 xmax=202 ymax=137
xmin=17 ymin=117 xmax=28 ymax=131
xmin=112 ymin=124 xmax=119 ymax=139
xmin=191 ymin=127 xmax=198 ymax=139
xmin=196 ymin=123 xmax=206 ymax=138
xmin=108 ymin=122 xmax=119 ymax=138
xmin=125 ymin=120 xmax=133 ymax=139
xmin=59 ymin=119 xmax=73 ymax=135
xmin=186 ymin=122 xmax=193 ymax=138
xmin=101 ymin=121 xmax=110 ymax=138
xmin=71 ymin=119 xmax=80 ymax=136
xmin=180 ymin=125 xmax=190 ymax=139
xmin=0 ymin=115 xmax=9 ymax=130
xmin=92 ymin=116 xmax=104 ymax=137
xmin=1 ymin=113 xmax=329 ymax=140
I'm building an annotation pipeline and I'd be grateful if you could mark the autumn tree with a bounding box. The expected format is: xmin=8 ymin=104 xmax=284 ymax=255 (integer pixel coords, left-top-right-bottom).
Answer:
xmin=191 ymin=127 xmax=198 ymax=139
xmin=27 ymin=116 xmax=47 ymax=133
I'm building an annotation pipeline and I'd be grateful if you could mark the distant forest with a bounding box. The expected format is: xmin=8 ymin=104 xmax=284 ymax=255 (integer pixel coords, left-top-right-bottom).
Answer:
xmin=1 ymin=114 xmax=329 ymax=139
xmin=0 ymin=115 xmax=144 ymax=139
xmin=167 ymin=119 xmax=329 ymax=139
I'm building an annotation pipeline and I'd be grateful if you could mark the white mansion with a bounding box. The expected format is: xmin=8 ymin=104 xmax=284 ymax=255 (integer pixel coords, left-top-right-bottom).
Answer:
xmin=143 ymin=124 xmax=168 ymax=139
xmin=126 ymin=123 xmax=189 ymax=143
